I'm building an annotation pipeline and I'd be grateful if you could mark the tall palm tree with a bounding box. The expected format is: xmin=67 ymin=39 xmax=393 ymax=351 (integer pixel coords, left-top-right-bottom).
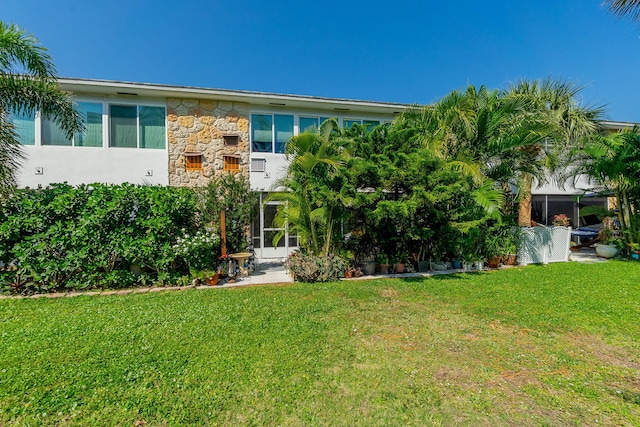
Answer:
xmin=504 ymin=78 xmax=603 ymax=226
xmin=604 ymin=0 xmax=640 ymax=22
xmin=0 ymin=22 xmax=83 ymax=188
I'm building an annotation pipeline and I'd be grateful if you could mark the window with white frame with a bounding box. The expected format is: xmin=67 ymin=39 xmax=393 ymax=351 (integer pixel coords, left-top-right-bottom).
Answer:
xmin=343 ymin=118 xmax=380 ymax=131
xmin=7 ymin=109 xmax=35 ymax=145
xmin=299 ymin=116 xmax=332 ymax=133
xmin=251 ymin=113 xmax=293 ymax=153
xmin=109 ymin=105 xmax=165 ymax=149
xmin=42 ymin=102 xmax=103 ymax=147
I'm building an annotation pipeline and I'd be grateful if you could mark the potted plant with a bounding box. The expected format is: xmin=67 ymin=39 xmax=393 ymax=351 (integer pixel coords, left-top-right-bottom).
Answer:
xmin=394 ymin=253 xmax=408 ymax=274
xmin=377 ymin=253 xmax=390 ymax=274
xmin=595 ymin=217 xmax=619 ymax=258
xmin=483 ymin=230 xmax=503 ymax=269
xmin=192 ymin=269 xmax=219 ymax=286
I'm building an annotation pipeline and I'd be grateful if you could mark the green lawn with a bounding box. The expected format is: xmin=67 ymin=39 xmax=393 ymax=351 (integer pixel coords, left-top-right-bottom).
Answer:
xmin=1 ymin=262 xmax=639 ymax=426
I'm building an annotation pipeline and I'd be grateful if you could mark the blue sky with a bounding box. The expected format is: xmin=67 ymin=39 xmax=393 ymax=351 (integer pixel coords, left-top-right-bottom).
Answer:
xmin=3 ymin=0 xmax=640 ymax=121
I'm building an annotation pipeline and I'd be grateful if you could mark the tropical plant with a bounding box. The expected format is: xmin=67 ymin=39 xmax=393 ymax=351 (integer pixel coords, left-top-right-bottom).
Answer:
xmin=576 ymin=129 xmax=640 ymax=247
xmin=604 ymin=0 xmax=640 ymax=21
xmin=503 ymin=78 xmax=603 ymax=226
xmin=269 ymin=119 xmax=351 ymax=256
xmin=0 ymin=22 xmax=83 ymax=188
xmin=196 ymin=174 xmax=258 ymax=254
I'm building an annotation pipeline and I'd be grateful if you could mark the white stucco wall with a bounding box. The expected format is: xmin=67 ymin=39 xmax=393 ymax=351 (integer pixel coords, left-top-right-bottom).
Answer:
xmin=249 ymin=153 xmax=290 ymax=191
xmin=531 ymin=173 xmax=597 ymax=196
xmin=16 ymin=146 xmax=168 ymax=187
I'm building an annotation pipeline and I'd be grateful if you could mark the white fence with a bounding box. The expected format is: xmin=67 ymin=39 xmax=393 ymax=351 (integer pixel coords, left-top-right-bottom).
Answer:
xmin=518 ymin=226 xmax=572 ymax=265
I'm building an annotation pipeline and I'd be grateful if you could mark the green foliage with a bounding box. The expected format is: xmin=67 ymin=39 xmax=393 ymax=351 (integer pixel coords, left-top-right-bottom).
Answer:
xmin=0 ymin=183 xmax=200 ymax=293
xmin=174 ymin=228 xmax=221 ymax=273
xmin=578 ymin=129 xmax=640 ymax=248
xmin=0 ymin=22 xmax=84 ymax=188
xmin=196 ymin=174 xmax=258 ymax=254
xmin=284 ymin=251 xmax=346 ymax=282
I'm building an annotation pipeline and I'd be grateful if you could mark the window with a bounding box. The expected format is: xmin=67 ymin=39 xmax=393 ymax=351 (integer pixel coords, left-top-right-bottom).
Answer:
xmin=185 ymin=154 xmax=203 ymax=171
xmin=42 ymin=102 xmax=103 ymax=147
xmin=251 ymin=114 xmax=272 ymax=152
xmin=8 ymin=109 xmax=35 ymax=145
xmin=110 ymin=104 xmax=165 ymax=149
xmin=251 ymin=113 xmax=294 ymax=153
xmin=224 ymin=155 xmax=240 ymax=172
xmin=299 ymin=116 xmax=332 ymax=133
xmin=223 ymin=134 xmax=239 ymax=146
xmin=343 ymin=118 xmax=380 ymax=131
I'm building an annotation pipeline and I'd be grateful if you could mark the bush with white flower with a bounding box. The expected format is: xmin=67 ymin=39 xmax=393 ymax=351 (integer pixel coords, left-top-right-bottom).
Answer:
xmin=174 ymin=228 xmax=221 ymax=273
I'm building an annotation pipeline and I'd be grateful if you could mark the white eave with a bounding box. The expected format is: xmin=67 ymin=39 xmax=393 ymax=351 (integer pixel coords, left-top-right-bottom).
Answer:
xmin=58 ymin=77 xmax=410 ymax=115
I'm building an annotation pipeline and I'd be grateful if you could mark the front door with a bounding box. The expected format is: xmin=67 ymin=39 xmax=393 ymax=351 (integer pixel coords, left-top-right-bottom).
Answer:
xmin=252 ymin=195 xmax=298 ymax=259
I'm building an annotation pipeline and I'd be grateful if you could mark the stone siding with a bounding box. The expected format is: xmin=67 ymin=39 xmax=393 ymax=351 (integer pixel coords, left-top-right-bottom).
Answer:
xmin=167 ymin=98 xmax=250 ymax=187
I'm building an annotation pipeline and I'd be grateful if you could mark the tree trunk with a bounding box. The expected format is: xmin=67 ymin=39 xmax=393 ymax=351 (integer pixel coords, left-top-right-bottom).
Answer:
xmin=518 ymin=175 xmax=533 ymax=227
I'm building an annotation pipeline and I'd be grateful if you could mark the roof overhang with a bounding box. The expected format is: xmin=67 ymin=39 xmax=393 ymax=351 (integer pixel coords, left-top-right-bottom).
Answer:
xmin=58 ymin=78 xmax=410 ymax=115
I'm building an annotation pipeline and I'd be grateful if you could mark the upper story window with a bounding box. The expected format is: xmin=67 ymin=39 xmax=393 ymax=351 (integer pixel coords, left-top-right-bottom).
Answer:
xmin=299 ymin=116 xmax=332 ymax=133
xmin=251 ymin=113 xmax=293 ymax=153
xmin=42 ymin=102 xmax=103 ymax=147
xmin=343 ymin=118 xmax=380 ymax=131
xmin=110 ymin=105 xmax=165 ymax=149
xmin=7 ymin=109 xmax=35 ymax=145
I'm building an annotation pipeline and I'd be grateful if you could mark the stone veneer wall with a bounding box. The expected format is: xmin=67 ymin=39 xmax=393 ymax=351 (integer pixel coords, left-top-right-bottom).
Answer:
xmin=167 ymin=98 xmax=250 ymax=187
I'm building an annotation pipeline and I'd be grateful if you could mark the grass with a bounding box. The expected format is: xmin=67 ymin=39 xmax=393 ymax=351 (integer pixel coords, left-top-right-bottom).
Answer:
xmin=1 ymin=261 xmax=639 ymax=426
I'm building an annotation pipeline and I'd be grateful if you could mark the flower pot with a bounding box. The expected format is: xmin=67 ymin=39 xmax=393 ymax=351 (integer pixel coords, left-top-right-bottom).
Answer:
xmin=418 ymin=261 xmax=430 ymax=272
xmin=595 ymin=244 xmax=618 ymax=259
xmin=430 ymin=262 xmax=447 ymax=271
xmin=452 ymin=259 xmax=462 ymax=269
xmin=474 ymin=261 xmax=484 ymax=270
xmin=487 ymin=256 xmax=501 ymax=269
xmin=205 ymin=273 xmax=219 ymax=286
xmin=462 ymin=262 xmax=472 ymax=271
xmin=361 ymin=261 xmax=376 ymax=275
xmin=344 ymin=270 xmax=353 ymax=278
xmin=502 ymin=254 xmax=517 ymax=265
xmin=395 ymin=263 xmax=406 ymax=273
xmin=378 ymin=264 xmax=390 ymax=274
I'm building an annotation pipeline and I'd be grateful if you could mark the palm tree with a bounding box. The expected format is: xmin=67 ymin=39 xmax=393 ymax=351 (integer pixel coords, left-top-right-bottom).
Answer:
xmin=604 ymin=0 xmax=640 ymax=22
xmin=577 ymin=129 xmax=640 ymax=246
xmin=0 ymin=22 xmax=83 ymax=188
xmin=268 ymin=119 xmax=351 ymax=256
xmin=504 ymin=78 xmax=603 ymax=226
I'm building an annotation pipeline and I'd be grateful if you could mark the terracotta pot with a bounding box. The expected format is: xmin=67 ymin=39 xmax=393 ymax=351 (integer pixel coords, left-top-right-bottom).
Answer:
xmin=502 ymin=254 xmax=517 ymax=265
xmin=395 ymin=263 xmax=406 ymax=273
xmin=344 ymin=270 xmax=353 ymax=278
xmin=378 ymin=264 xmax=389 ymax=274
xmin=487 ymin=256 xmax=501 ymax=269
xmin=205 ymin=273 xmax=219 ymax=286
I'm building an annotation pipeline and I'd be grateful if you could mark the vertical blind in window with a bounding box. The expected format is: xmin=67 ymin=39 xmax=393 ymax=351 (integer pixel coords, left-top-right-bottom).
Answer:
xmin=41 ymin=117 xmax=72 ymax=146
xmin=139 ymin=106 xmax=165 ymax=149
xmin=9 ymin=109 xmax=35 ymax=145
xmin=75 ymin=102 xmax=103 ymax=147
xmin=110 ymin=105 xmax=137 ymax=148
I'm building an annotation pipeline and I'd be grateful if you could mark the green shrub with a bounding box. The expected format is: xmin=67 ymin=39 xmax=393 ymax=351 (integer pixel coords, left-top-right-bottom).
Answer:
xmin=0 ymin=183 xmax=202 ymax=294
xmin=285 ymin=252 xmax=346 ymax=282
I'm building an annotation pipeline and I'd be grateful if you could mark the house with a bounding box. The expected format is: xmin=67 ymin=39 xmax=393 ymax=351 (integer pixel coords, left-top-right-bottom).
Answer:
xmin=9 ymin=78 xmax=403 ymax=259
xmin=7 ymin=78 xmax=631 ymax=258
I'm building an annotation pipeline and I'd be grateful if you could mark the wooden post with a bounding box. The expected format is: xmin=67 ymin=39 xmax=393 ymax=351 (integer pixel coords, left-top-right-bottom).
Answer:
xmin=221 ymin=209 xmax=227 ymax=256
